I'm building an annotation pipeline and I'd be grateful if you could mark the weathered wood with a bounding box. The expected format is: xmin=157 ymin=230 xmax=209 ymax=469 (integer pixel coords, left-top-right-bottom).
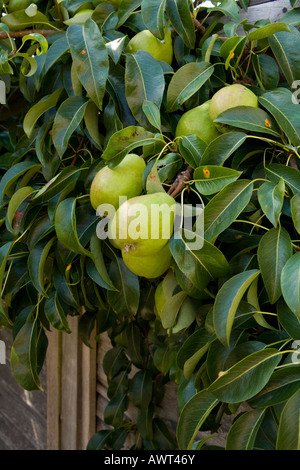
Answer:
xmin=0 ymin=328 xmax=47 ymax=450
xmin=46 ymin=315 xmax=97 ymax=450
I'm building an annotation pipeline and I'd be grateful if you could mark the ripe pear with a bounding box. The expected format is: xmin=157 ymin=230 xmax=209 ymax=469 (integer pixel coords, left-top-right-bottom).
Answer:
xmin=108 ymin=191 xmax=177 ymax=257
xmin=209 ymin=84 xmax=259 ymax=133
xmin=175 ymin=101 xmax=221 ymax=144
xmin=126 ymin=28 xmax=173 ymax=65
xmin=90 ymin=153 xmax=146 ymax=211
xmin=122 ymin=243 xmax=172 ymax=279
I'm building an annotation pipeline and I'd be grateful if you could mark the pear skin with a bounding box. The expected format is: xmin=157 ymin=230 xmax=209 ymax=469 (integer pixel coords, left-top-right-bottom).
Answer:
xmin=108 ymin=192 xmax=177 ymax=257
xmin=175 ymin=101 xmax=221 ymax=144
xmin=90 ymin=153 xmax=146 ymax=211
xmin=122 ymin=243 xmax=172 ymax=279
xmin=126 ymin=28 xmax=173 ymax=65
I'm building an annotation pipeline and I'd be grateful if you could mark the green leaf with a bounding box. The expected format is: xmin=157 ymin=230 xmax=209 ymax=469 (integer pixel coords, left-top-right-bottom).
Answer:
xmin=213 ymin=269 xmax=260 ymax=347
xmin=194 ymin=165 xmax=242 ymax=195
xmin=54 ymin=197 xmax=91 ymax=257
xmin=170 ymin=231 xmax=230 ymax=291
xmin=165 ymin=0 xmax=195 ymax=49
xmin=125 ymin=51 xmax=165 ymax=129
xmin=117 ymin=0 xmax=142 ymax=27
xmin=141 ymin=0 xmax=166 ymax=39
xmin=28 ymin=237 xmax=55 ymax=296
xmin=84 ymin=100 xmax=102 ymax=148
xmin=281 ymin=7 xmax=300 ymax=27
xmin=214 ymin=106 xmax=281 ymax=137
xmin=208 ymin=348 xmax=282 ymax=403
xmin=104 ymin=393 xmax=128 ymax=427
xmin=23 ymin=88 xmax=62 ymax=138
xmin=129 ymin=370 xmax=153 ymax=409
xmin=0 ymin=242 xmax=14 ymax=326
xmin=166 ymin=62 xmax=214 ymax=112
xmin=101 ymin=126 xmax=157 ymax=166
xmin=52 ymin=96 xmax=89 ymax=158
xmin=161 ymin=290 xmax=187 ymax=329
xmin=265 ymin=163 xmax=300 ymax=195
xmin=177 ymin=390 xmax=219 ymax=450
xmin=146 ymin=160 xmax=165 ymax=193
xmin=1 ymin=9 xmax=56 ymax=31
xmin=225 ymin=409 xmax=266 ymax=450
xmin=277 ymin=298 xmax=300 ymax=340
xmin=249 ymin=364 xmax=300 ymax=408
xmin=142 ymin=100 xmax=161 ymax=132
xmin=257 ymin=179 xmax=285 ymax=227
xmin=276 ymin=389 xmax=300 ymax=450
xmin=107 ymin=257 xmax=140 ymax=317
xmin=252 ymin=54 xmax=279 ymax=91
xmin=258 ymin=90 xmax=300 ymax=147
xmin=177 ymin=135 xmax=207 ymax=169
xmin=248 ymin=23 xmax=290 ymax=41
xmin=31 ymin=167 xmax=81 ymax=205
xmin=0 ymin=161 xmax=41 ymax=205
xmin=291 ymin=193 xmax=300 ymax=233
xmin=200 ymin=132 xmax=247 ymax=166
xmin=204 ymin=179 xmax=253 ymax=242
xmin=258 ymin=226 xmax=292 ymax=305
xmin=269 ymin=29 xmax=300 ymax=87
xmin=281 ymin=251 xmax=300 ymax=320
xmin=207 ymin=0 xmax=240 ymax=22
xmin=44 ymin=290 xmax=71 ymax=334
xmin=5 ymin=186 xmax=34 ymax=234
xmin=88 ymin=234 xmax=117 ymax=291
xmin=67 ymin=19 xmax=109 ymax=110
xmin=10 ymin=314 xmax=45 ymax=391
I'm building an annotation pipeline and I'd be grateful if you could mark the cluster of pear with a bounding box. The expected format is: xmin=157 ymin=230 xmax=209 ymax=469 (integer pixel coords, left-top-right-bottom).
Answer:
xmin=175 ymin=83 xmax=259 ymax=143
xmin=90 ymin=154 xmax=176 ymax=279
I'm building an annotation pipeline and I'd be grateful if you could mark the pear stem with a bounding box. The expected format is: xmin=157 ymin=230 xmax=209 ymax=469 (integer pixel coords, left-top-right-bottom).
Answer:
xmin=167 ymin=165 xmax=194 ymax=198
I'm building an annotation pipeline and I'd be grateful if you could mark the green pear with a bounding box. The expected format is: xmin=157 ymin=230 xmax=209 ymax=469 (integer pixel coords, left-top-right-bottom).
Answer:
xmin=175 ymin=101 xmax=221 ymax=144
xmin=7 ymin=0 xmax=33 ymax=12
xmin=209 ymin=84 xmax=259 ymax=133
xmin=126 ymin=28 xmax=173 ymax=65
xmin=108 ymin=191 xmax=177 ymax=257
xmin=122 ymin=243 xmax=172 ymax=279
xmin=90 ymin=153 xmax=146 ymax=211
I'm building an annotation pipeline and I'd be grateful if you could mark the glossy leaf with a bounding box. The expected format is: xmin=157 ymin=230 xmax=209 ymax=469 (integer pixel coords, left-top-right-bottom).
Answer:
xmin=10 ymin=314 xmax=45 ymax=391
xmin=28 ymin=237 xmax=55 ymax=296
xmin=208 ymin=348 xmax=282 ymax=403
xmin=166 ymin=62 xmax=214 ymax=112
xmin=44 ymin=290 xmax=71 ymax=334
xmin=214 ymin=106 xmax=281 ymax=137
xmin=170 ymin=230 xmax=230 ymax=291
xmin=226 ymin=409 xmax=266 ymax=450
xmin=204 ymin=179 xmax=253 ymax=241
xmin=249 ymin=364 xmax=300 ymax=408
xmin=281 ymin=251 xmax=300 ymax=320
xmin=269 ymin=29 xmax=300 ymax=87
xmin=107 ymin=257 xmax=140 ymax=317
xmin=213 ymin=269 xmax=260 ymax=347
xmin=258 ymin=226 xmax=292 ymax=304
xmin=67 ymin=19 xmax=109 ymax=110
xmin=257 ymin=179 xmax=285 ymax=227
xmin=248 ymin=23 xmax=290 ymax=41
xmin=165 ymin=0 xmax=195 ymax=49
xmin=291 ymin=193 xmax=300 ymax=233
xmin=125 ymin=51 xmax=165 ymax=128
xmin=129 ymin=370 xmax=153 ymax=409
xmin=101 ymin=126 xmax=156 ymax=167
xmin=265 ymin=163 xmax=300 ymax=195
xmin=177 ymin=135 xmax=207 ymax=169
xmin=52 ymin=96 xmax=89 ymax=157
xmin=141 ymin=0 xmax=166 ymax=39
xmin=276 ymin=389 xmax=300 ymax=450
xmin=194 ymin=165 xmax=242 ymax=195
xmin=177 ymin=390 xmax=219 ymax=449
xmin=200 ymin=132 xmax=247 ymax=166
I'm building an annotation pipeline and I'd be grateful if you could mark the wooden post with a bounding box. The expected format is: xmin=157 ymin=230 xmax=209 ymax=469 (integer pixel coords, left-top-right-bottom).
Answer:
xmin=46 ymin=315 xmax=97 ymax=450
